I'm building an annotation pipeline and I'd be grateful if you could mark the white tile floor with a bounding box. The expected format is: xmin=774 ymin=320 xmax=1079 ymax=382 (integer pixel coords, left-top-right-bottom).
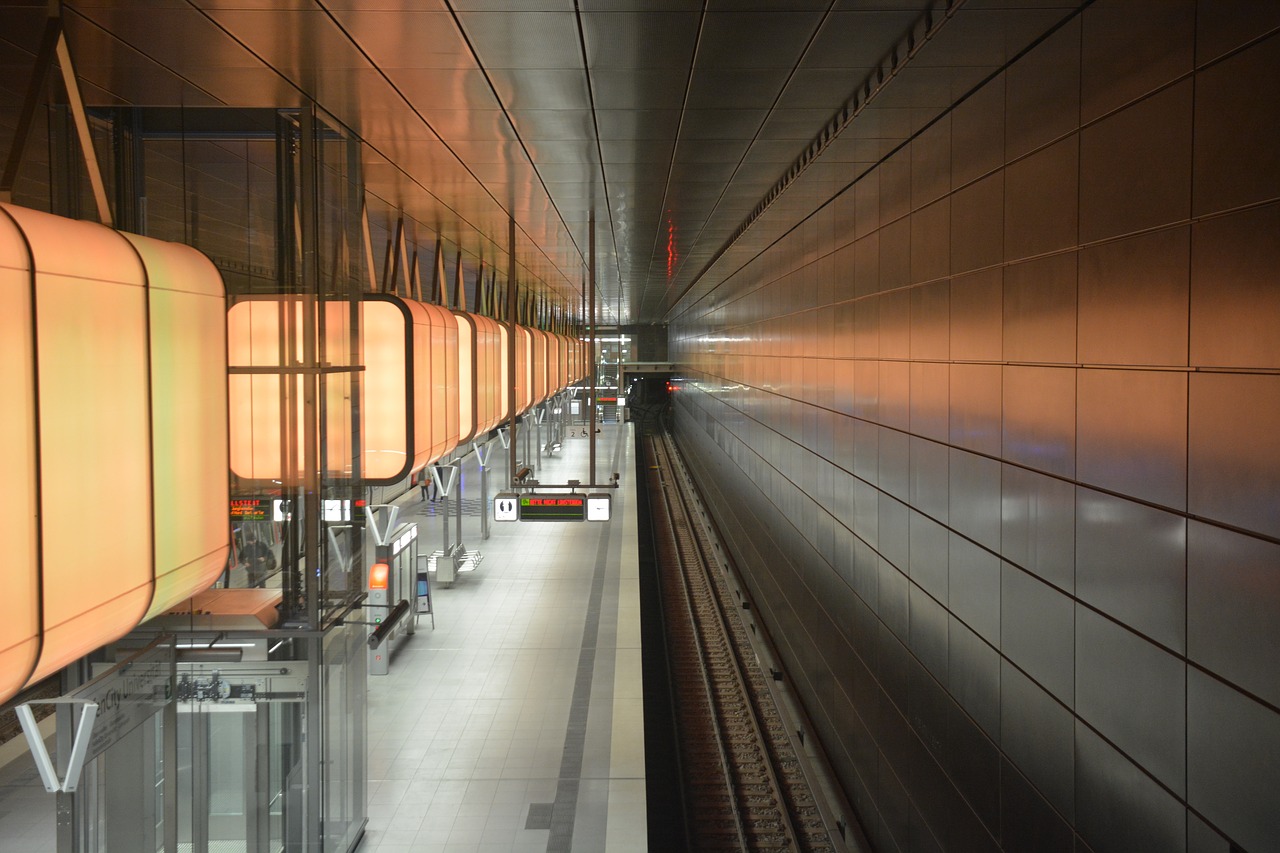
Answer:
xmin=0 ymin=421 xmax=644 ymax=853
xmin=359 ymin=421 xmax=646 ymax=853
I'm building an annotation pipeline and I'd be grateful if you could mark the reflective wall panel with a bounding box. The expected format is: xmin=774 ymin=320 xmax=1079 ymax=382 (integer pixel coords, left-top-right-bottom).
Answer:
xmin=670 ymin=4 xmax=1280 ymax=851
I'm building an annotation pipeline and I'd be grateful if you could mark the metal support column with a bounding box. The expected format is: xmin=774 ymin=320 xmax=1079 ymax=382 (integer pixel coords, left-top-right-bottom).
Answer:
xmin=475 ymin=440 xmax=491 ymax=540
xmin=298 ymin=107 xmax=324 ymax=853
xmin=1 ymin=11 xmax=60 ymax=204
xmin=54 ymin=32 xmax=112 ymax=227
xmin=522 ymin=416 xmax=531 ymax=476
xmin=506 ymin=217 xmax=518 ymax=487
xmin=454 ymin=466 xmax=463 ymax=547
xmin=588 ymin=210 xmax=597 ymax=485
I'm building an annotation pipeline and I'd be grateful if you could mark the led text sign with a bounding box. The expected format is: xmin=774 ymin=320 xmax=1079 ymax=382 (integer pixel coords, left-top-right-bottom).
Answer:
xmin=230 ymin=499 xmax=271 ymax=522
xmin=519 ymin=495 xmax=586 ymax=522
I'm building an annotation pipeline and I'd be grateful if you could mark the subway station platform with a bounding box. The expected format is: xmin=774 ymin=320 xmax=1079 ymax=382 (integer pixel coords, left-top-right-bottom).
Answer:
xmin=360 ymin=421 xmax=646 ymax=853
xmin=0 ymin=420 xmax=644 ymax=853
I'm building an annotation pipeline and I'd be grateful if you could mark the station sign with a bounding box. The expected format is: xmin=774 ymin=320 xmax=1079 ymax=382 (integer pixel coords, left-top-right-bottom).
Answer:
xmin=322 ymin=499 xmax=356 ymax=522
xmin=240 ymin=498 xmax=358 ymax=523
xmin=494 ymin=494 xmax=519 ymax=521
xmin=493 ymin=492 xmax=613 ymax=522
xmin=586 ymin=494 xmax=612 ymax=521
xmin=230 ymin=498 xmax=270 ymax=522
xmin=520 ymin=494 xmax=586 ymax=521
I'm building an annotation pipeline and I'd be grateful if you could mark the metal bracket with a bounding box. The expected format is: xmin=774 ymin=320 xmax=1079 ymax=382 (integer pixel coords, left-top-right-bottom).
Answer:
xmin=364 ymin=504 xmax=401 ymax=546
xmin=16 ymin=700 xmax=98 ymax=793
xmin=1 ymin=11 xmax=60 ymax=203
xmin=54 ymin=31 xmax=112 ymax=226
xmin=430 ymin=463 xmax=458 ymax=498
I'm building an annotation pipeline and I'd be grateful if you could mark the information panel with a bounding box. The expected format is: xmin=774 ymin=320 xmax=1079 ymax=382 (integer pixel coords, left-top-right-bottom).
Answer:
xmin=230 ymin=498 xmax=270 ymax=522
xmin=494 ymin=494 xmax=519 ymax=521
xmin=586 ymin=493 xmax=612 ymax=521
xmin=519 ymin=495 xmax=586 ymax=521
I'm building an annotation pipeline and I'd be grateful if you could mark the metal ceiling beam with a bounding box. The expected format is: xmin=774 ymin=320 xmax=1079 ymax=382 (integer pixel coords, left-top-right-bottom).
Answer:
xmin=1 ymin=6 xmax=60 ymax=204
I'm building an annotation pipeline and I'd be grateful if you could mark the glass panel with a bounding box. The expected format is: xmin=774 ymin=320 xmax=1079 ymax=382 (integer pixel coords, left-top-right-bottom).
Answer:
xmin=322 ymin=620 xmax=367 ymax=852
xmin=206 ymin=708 xmax=253 ymax=846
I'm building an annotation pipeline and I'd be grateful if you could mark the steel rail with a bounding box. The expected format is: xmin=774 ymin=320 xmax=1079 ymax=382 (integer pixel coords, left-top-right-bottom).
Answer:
xmin=648 ymin=433 xmax=828 ymax=851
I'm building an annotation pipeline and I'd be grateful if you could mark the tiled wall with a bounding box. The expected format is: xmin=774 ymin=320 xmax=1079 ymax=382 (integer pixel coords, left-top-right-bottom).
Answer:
xmin=670 ymin=4 xmax=1280 ymax=851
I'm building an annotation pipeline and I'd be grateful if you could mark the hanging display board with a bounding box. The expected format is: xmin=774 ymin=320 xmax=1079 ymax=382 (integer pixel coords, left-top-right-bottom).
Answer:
xmin=519 ymin=494 xmax=586 ymax=521
xmin=230 ymin=498 xmax=271 ymax=522
xmin=493 ymin=492 xmax=611 ymax=522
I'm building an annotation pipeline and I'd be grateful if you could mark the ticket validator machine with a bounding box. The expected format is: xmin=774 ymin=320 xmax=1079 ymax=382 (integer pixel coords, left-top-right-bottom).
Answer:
xmin=365 ymin=506 xmax=419 ymax=676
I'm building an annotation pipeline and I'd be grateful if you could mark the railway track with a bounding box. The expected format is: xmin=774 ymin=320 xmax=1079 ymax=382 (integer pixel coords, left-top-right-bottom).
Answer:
xmin=645 ymin=433 xmax=837 ymax=853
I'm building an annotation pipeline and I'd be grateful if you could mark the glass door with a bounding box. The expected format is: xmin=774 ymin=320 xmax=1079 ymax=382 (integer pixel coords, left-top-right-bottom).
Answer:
xmin=176 ymin=696 xmax=304 ymax=853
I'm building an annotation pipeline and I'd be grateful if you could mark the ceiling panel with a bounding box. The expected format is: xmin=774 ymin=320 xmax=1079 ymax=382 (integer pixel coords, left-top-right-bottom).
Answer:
xmin=0 ymin=0 xmax=1085 ymax=326
xmin=600 ymin=139 xmax=676 ymax=164
xmin=678 ymin=109 xmax=770 ymax=141
xmin=588 ymin=68 xmax=690 ymax=110
xmin=684 ymin=67 xmax=795 ymax=110
xmin=487 ymin=68 xmax=590 ymax=110
xmin=594 ymin=109 xmax=683 ymax=141
xmin=581 ymin=12 xmax=701 ymax=70
xmin=325 ymin=10 xmax=473 ymax=68
xmin=455 ymin=12 xmax=582 ymax=69
xmin=696 ymin=11 xmax=826 ymax=69
xmin=802 ymin=10 xmax=922 ymax=69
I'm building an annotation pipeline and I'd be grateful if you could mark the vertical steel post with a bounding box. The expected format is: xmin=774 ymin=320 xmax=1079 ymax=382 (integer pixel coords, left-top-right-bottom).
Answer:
xmin=455 ymin=467 xmax=463 ymax=546
xmin=523 ymin=416 xmax=531 ymax=476
xmin=441 ymin=491 xmax=451 ymax=554
xmin=163 ymin=641 xmax=177 ymax=853
xmin=299 ymin=107 xmax=323 ymax=853
xmin=480 ymin=457 xmax=489 ymax=540
xmin=507 ymin=217 xmax=518 ymax=486
xmin=589 ymin=210 xmax=597 ymax=485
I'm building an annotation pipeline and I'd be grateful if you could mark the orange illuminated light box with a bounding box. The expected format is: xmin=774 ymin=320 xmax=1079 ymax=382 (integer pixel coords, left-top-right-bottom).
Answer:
xmin=0 ymin=203 xmax=229 ymax=705
xmin=227 ymin=297 xmax=353 ymax=482
xmin=0 ymin=207 xmax=39 ymax=704
xmin=230 ymin=294 xmax=462 ymax=485
xmin=531 ymin=329 xmax=549 ymax=404
xmin=546 ymin=332 xmax=561 ymax=397
xmin=124 ymin=232 xmax=231 ymax=621
xmin=454 ymin=312 xmax=477 ymax=443
xmin=473 ymin=314 xmax=504 ymax=433
xmin=412 ymin=297 xmax=459 ymax=471
xmin=497 ymin=323 xmax=511 ymax=423
xmin=515 ymin=326 xmax=532 ymax=414
xmin=362 ymin=297 xmax=414 ymax=480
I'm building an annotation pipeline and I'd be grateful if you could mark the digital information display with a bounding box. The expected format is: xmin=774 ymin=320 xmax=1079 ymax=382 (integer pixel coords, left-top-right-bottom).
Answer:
xmin=494 ymin=493 xmax=612 ymax=522
xmin=519 ymin=495 xmax=586 ymax=522
xmin=230 ymin=498 xmax=271 ymax=522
